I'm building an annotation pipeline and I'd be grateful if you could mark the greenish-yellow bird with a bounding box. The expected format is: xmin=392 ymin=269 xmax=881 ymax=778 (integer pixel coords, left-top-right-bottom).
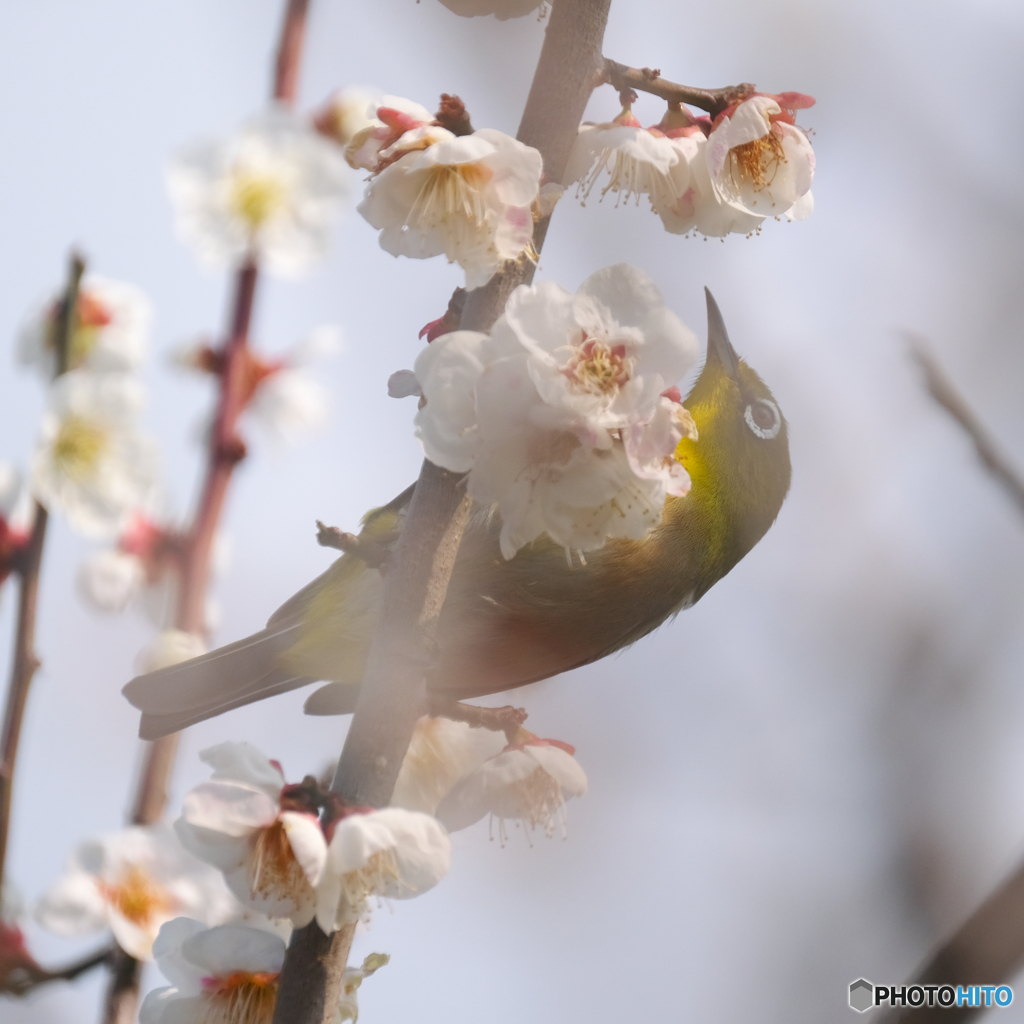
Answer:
xmin=124 ymin=290 xmax=791 ymax=739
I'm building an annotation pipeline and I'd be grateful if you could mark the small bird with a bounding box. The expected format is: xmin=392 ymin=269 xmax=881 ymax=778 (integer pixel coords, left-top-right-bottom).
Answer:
xmin=125 ymin=291 xmax=791 ymax=739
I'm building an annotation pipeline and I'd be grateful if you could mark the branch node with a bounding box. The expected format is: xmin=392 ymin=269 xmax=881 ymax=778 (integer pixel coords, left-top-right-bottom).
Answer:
xmin=428 ymin=698 xmax=529 ymax=743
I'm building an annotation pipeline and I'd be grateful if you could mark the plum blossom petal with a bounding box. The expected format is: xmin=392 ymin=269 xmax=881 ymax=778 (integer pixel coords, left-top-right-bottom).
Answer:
xmin=31 ymin=371 xmax=157 ymax=539
xmin=358 ymin=127 xmax=542 ymax=288
xmin=34 ymin=824 xmax=235 ymax=961
xmin=168 ymin=107 xmax=350 ymax=276
xmin=315 ymin=809 xmax=451 ymax=934
xmin=435 ymin=734 xmax=587 ymax=836
xmin=18 ymin=275 xmax=152 ymax=379
xmin=387 ymin=369 xmax=422 ymax=399
xmin=391 ymin=717 xmax=507 ymax=814
xmin=77 ymin=549 xmax=145 ymax=612
xmin=706 ymin=94 xmax=815 ymax=221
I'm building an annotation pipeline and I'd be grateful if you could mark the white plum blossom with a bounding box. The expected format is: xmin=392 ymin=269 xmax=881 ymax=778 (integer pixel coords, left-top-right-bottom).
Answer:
xmin=31 ymin=371 xmax=157 ymax=539
xmin=167 ymin=107 xmax=350 ymax=276
xmin=315 ymin=808 xmax=451 ymax=934
xmin=563 ymin=108 xmax=695 ymax=213
xmin=704 ymin=92 xmax=815 ymax=224
xmin=175 ymin=743 xmax=328 ymax=927
xmin=414 ymin=263 xmax=699 ymax=558
xmin=435 ymin=732 xmax=588 ymax=837
xmin=391 ymin=716 xmax=507 ymax=814
xmin=140 ymin=918 xmax=285 ymax=1024
xmin=358 ymin=127 xmax=543 ymax=288
xmin=77 ymin=548 xmax=146 ymax=612
xmin=35 ymin=824 xmax=235 ymax=960
xmin=18 ymin=275 xmax=152 ymax=378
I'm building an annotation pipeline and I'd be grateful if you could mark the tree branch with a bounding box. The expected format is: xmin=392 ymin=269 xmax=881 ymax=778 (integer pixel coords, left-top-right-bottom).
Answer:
xmin=910 ymin=339 xmax=1024 ymax=519
xmin=3 ymin=943 xmax=114 ymax=998
xmin=601 ymin=58 xmax=754 ymax=118
xmin=101 ymin=3 xmax=312 ymax=1021
xmin=272 ymin=2 xmax=613 ymax=1021
xmin=0 ymin=252 xmax=84 ymax=897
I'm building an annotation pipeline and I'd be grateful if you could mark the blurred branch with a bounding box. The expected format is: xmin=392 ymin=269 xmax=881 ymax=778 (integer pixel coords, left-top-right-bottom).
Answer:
xmin=873 ymin=861 xmax=1024 ymax=1022
xmin=0 ymin=252 xmax=84 ymax=897
xmin=3 ymin=942 xmax=114 ymax=998
xmin=101 ymin=3 xmax=313 ymax=1022
xmin=600 ymin=59 xmax=754 ymax=117
xmin=910 ymin=338 xmax=1024 ymax=518
xmin=271 ymin=1 xmax=613 ymax=1020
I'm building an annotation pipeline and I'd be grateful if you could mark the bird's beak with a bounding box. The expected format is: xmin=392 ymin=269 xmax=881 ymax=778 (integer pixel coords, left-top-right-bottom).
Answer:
xmin=704 ymin=288 xmax=741 ymax=382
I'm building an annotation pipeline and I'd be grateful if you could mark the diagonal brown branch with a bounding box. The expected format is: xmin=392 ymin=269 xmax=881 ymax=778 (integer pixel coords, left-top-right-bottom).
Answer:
xmin=601 ymin=58 xmax=754 ymax=117
xmin=271 ymin=2 xmax=614 ymax=1021
xmin=910 ymin=338 xmax=1024 ymax=518
xmin=0 ymin=252 xmax=84 ymax=898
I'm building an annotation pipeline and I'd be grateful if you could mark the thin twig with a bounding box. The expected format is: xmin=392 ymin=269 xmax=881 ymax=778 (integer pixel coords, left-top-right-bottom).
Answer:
xmin=910 ymin=339 xmax=1024 ymax=518
xmin=870 ymin=341 xmax=1024 ymax=1021
xmin=101 ymin=3 xmax=312 ymax=1021
xmin=271 ymin=2 xmax=613 ymax=1021
xmin=3 ymin=943 xmax=114 ymax=997
xmin=601 ymin=58 xmax=754 ymax=117
xmin=0 ymin=252 xmax=84 ymax=894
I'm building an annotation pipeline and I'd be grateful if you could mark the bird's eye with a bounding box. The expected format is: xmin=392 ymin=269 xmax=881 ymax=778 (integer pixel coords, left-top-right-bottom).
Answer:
xmin=744 ymin=398 xmax=781 ymax=439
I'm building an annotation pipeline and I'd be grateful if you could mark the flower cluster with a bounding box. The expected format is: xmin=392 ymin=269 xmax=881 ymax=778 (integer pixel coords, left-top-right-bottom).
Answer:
xmin=410 ymin=263 xmax=699 ymax=557
xmin=352 ymin=96 xmax=544 ymax=287
xmin=565 ymin=91 xmax=815 ymax=238
xmin=175 ymin=743 xmax=451 ymax=934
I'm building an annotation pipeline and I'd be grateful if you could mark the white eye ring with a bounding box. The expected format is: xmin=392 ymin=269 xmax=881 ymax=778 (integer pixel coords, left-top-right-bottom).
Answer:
xmin=744 ymin=398 xmax=782 ymax=439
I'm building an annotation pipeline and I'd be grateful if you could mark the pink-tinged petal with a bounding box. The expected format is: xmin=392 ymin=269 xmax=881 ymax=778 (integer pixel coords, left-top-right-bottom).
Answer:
xmin=474 ymin=129 xmax=543 ymax=207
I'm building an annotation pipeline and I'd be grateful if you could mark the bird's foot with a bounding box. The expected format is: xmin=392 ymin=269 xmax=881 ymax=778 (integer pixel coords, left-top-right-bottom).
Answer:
xmin=315 ymin=520 xmax=397 ymax=569
xmin=427 ymin=697 xmax=528 ymax=744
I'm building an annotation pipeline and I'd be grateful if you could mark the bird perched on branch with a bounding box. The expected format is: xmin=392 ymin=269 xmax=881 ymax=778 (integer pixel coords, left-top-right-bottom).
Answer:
xmin=124 ymin=292 xmax=791 ymax=739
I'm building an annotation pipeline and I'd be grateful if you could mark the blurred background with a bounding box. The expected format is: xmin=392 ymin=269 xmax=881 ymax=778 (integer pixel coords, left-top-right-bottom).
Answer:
xmin=2 ymin=0 xmax=1024 ymax=1020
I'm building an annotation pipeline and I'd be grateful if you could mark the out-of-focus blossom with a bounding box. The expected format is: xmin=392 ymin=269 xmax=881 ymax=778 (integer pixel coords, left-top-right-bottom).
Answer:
xmin=35 ymin=824 xmax=235 ymax=961
xmin=437 ymin=0 xmax=546 ymax=18
xmin=337 ymin=953 xmax=389 ymax=1023
xmin=140 ymin=918 xmax=284 ymax=1024
xmin=414 ymin=263 xmax=699 ymax=558
xmin=387 ymin=369 xmax=422 ymax=399
xmin=176 ymin=743 xmax=328 ymax=927
xmin=435 ymin=730 xmax=588 ymax=836
xmin=705 ymin=92 xmax=815 ymax=224
xmin=31 ymin=371 xmax=157 ymax=539
xmin=358 ymin=127 xmax=542 ymax=288
xmin=391 ymin=717 xmax=507 ymax=814
xmin=18 ymin=275 xmax=152 ymax=378
xmin=167 ymin=108 xmax=350 ymax=277
xmin=0 ymin=880 xmax=45 ymax=996
xmin=175 ymin=325 xmax=339 ymax=446
xmin=315 ymin=808 xmax=451 ymax=934
xmin=563 ymin=107 xmax=696 ymax=213
xmin=76 ymin=513 xmax=172 ymax=613
xmin=136 ymin=629 xmax=207 ymax=674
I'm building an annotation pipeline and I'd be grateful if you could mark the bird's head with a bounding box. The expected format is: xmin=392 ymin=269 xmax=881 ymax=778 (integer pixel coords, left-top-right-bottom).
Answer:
xmin=672 ymin=289 xmax=792 ymax=574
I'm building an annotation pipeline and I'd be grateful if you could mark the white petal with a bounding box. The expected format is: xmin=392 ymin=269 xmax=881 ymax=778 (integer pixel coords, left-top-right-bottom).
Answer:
xmin=281 ymin=811 xmax=329 ymax=887
xmin=180 ymin=781 xmax=279 ymax=838
xmin=181 ymin=923 xmax=286 ymax=975
xmin=387 ymin=369 xmax=422 ymax=399
xmin=34 ymin=871 xmax=108 ymax=936
xmin=525 ymin=744 xmax=588 ymax=797
xmin=199 ymin=741 xmax=285 ymax=798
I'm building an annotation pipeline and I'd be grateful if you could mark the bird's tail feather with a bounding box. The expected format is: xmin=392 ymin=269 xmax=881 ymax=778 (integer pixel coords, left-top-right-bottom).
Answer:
xmin=123 ymin=624 xmax=317 ymax=740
